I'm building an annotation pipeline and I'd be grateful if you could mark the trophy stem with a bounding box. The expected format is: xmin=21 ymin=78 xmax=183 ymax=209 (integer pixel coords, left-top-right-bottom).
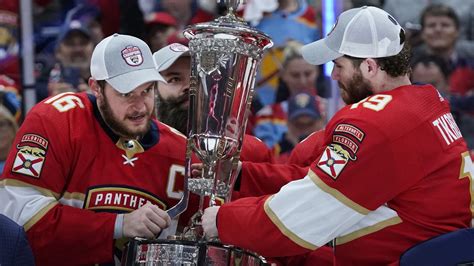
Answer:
xmin=207 ymin=161 xmax=219 ymax=207
xmin=198 ymin=190 xmax=205 ymax=212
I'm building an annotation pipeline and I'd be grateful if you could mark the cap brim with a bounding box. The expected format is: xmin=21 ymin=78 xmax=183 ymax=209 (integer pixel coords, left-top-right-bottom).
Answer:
xmin=154 ymin=51 xmax=189 ymax=72
xmin=289 ymin=109 xmax=320 ymax=121
xmin=301 ymin=39 xmax=343 ymax=65
xmin=107 ymin=68 xmax=165 ymax=94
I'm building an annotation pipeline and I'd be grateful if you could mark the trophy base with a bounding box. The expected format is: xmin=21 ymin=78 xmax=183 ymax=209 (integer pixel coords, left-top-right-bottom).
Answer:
xmin=122 ymin=238 xmax=268 ymax=266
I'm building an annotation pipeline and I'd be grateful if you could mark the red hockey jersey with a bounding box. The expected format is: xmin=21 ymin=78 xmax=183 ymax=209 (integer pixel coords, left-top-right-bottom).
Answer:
xmin=288 ymin=129 xmax=326 ymax=166
xmin=0 ymin=92 xmax=271 ymax=265
xmin=216 ymin=85 xmax=473 ymax=265
xmin=0 ymin=92 xmax=203 ymax=264
xmin=236 ymin=130 xmax=326 ymax=199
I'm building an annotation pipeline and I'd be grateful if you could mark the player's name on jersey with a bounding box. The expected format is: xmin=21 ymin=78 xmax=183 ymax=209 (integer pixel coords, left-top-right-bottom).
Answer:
xmin=432 ymin=112 xmax=462 ymax=146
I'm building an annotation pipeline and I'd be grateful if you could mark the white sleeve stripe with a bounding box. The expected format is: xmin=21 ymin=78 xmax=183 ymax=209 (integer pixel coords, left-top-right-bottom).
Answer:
xmin=58 ymin=197 xmax=84 ymax=208
xmin=337 ymin=204 xmax=401 ymax=242
xmin=24 ymin=201 xmax=58 ymax=231
xmin=59 ymin=191 xmax=86 ymax=208
xmin=62 ymin=191 xmax=86 ymax=201
xmin=264 ymin=196 xmax=319 ymax=250
xmin=0 ymin=185 xmax=57 ymax=228
xmin=308 ymin=170 xmax=370 ymax=215
xmin=336 ymin=216 xmax=402 ymax=245
xmin=266 ymin=175 xmax=365 ymax=247
xmin=1 ymin=179 xmax=60 ymax=199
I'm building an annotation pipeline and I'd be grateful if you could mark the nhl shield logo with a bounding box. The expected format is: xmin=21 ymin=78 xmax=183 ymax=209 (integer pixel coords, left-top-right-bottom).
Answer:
xmin=122 ymin=46 xmax=144 ymax=66
xmin=12 ymin=145 xmax=46 ymax=178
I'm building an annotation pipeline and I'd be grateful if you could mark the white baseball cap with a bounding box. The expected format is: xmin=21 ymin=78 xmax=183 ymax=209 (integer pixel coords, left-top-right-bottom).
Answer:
xmin=153 ymin=43 xmax=190 ymax=72
xmin=90 ymin=33 xmax=165 ymax=93
xmin=301 ymin=6 xmax=405 ymax=65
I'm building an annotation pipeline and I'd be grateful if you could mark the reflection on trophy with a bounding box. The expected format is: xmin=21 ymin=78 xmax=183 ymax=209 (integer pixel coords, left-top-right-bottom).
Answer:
xmin=123 ymin=0 xmax=272 ymax=264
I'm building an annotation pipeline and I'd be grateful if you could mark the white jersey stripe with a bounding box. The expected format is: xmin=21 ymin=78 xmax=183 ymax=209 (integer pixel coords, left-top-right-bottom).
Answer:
xmin=0 ymin=182 xmax=57 ymax=228
xmin=265 ymin=173 xmax=365 ymax=248
xmin=308 ymin=170 xmax=370 ymax=215
xmin=58 ymin=197 xmax=84 ymax=208
xmin=24 ymin=202 xmax=58 ymax=231
xmin=1 ymin=178 xmax=60 ymax=198
xmin=336 ymin=204 xmax=401 ymax=244
xmin=264 ymin=195 xmax=319 ymax=250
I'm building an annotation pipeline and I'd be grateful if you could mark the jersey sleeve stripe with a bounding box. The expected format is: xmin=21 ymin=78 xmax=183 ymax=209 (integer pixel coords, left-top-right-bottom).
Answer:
xmin=308 ymin=170 xmax=370 ymax=215
xmin=59 ymin=197 xmax=85 ymax=208
xmin=62 ymin=191 xmax=86 ymax=201
xmin=265 ymin=175 xmax=366 ymax=248
xmin=1 ymin=179 xmax=60 ymax=199
xmin=336 ymin=206 xmax=402 ymax=245
xmin=24 ymin=201 xmax=58 ymax=231
xmin=264 ymin=195 xmax=319 ymax=250
xmin=0 ymin=183 xmax=58 ymax=228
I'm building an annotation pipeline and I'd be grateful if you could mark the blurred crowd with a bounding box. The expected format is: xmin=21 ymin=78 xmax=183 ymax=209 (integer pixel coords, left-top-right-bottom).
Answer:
xmin=0 ymin=0 xmax=473 ymax=171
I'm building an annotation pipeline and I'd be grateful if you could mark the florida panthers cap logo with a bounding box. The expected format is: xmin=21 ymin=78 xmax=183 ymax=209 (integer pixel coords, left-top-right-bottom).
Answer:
xmin=121 ymin=45 xmax=144 ymax=66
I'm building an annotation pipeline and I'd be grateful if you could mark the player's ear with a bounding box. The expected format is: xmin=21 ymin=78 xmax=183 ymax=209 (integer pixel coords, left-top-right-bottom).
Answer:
xmin=89 ymin=78 xmax=100 ymax=97
xmin=360 ymin=58 xmax=378 ymax=78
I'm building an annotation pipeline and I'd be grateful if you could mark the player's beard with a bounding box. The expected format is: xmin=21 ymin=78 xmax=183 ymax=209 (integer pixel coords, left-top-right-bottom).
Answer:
xmin=157 ymin=93 xmax=188 ymax=134
xmin=338 ymin=71 xmax=373 ymax=105
xmin=99 ymin=93 xmax=152 ymax=139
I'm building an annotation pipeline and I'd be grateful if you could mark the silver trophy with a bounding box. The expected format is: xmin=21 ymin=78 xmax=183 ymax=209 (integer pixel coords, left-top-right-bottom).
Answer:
xmin=184 ymin=0 xmax=272 ymax=208
xmin=123 ymin=1 xmax=272 ymax=264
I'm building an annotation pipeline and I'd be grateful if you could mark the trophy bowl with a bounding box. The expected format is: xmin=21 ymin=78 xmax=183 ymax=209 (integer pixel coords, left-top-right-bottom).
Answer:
xmin=183 ymin=0 xmax=273 ymax=202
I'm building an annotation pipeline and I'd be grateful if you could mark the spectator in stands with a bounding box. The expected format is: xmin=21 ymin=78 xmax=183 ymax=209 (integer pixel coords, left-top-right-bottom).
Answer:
xmin=0 ymin=75 xmax=21 ymax=121
xmin=414 ymin=4 xmax=474 ymax=72
xmin=0 ymin=105 xmax=17 ymax=174
xmin=72 ymin=3 xmax=104 ymax=45
xmin=0 ymin=2 xmax=20 ymax=86
xmin=411 ymin=54 xmax=450 ymax=94
xmin=157 ymin=0 xmax=215 ymax=30
xmin=144 ymin=12 xmax=178 ymax=52
xmin=274 ymin=92 xmax=324 ymax=163
xmin=256 ymin=0 xmax=319 ymax=47
xmin=253 ymin=41 xmax=326 ymax=149
xmin=384 ymin=0 xmax=474 ymax=42
xmin=46 ymin=19 xmax=94 ymax=97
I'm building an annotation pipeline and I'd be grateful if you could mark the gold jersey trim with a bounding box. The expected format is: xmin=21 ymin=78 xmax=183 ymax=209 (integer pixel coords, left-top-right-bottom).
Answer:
xmin=308 ymin=170 xmax=370 ymax=215
xmin=335 ymin=216 xmax=402 ymax=245
xmin=0 ymin=179 xmax=60 ymax=199
xmin=23 ymin=201 xmax=58 ymax=231
xmin=62 ymin=191 xmax=86 ymax=201
xmin=264 ymin=195 xmax=318 ymax=250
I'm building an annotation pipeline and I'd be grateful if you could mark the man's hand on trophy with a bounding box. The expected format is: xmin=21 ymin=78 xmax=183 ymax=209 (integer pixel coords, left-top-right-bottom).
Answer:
xmin=202 ymin=206 xmax=220 ymax=239
xmin=123 ymin=202 xmax=171 ymax=238
xmin=191 ymin=162 xmax=204 ymax=178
